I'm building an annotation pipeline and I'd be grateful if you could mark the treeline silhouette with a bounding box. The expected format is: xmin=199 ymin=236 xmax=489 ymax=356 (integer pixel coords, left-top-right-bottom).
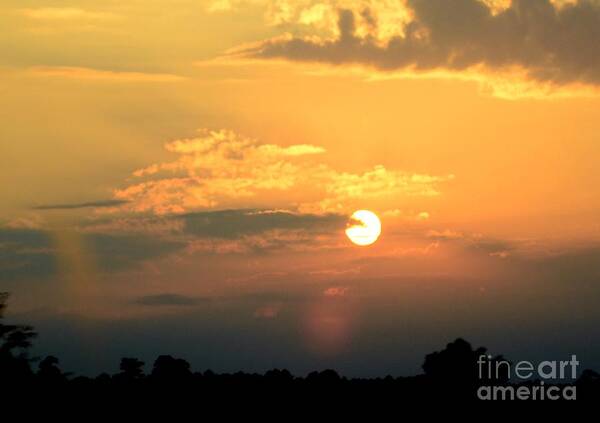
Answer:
xmin=2 ymin=292 xmax=599 ymax=402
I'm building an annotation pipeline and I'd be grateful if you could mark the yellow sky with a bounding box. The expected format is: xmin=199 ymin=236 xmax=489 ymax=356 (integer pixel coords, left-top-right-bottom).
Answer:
xmin=2 ymin=0 xmax=600 ymax=315
xmin=1 ymin=1 xmax=599 ymax=233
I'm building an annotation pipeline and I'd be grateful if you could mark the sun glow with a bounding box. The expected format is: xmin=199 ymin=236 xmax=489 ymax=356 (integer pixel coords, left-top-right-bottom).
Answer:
xmin=345 ymin=210 xmax=381 ymax=246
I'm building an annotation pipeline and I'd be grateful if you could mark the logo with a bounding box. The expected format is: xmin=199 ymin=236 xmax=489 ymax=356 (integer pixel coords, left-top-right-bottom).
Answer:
xmin=477 ymin=355 xmax=578 ymax=400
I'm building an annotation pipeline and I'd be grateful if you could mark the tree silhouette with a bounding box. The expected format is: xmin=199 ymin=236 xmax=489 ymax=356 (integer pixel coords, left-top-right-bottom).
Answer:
xmin=265 ymin=368 xmax=294 ymax=383
xmin=306 ymin=369 xmax=342 ymax=385
xmin=151 ymin=355 xmax=192 ymax=382
xmin=1 ymin=292 xmax=599 ymax=402
xmin=0 ymin=292 xmax=37 ymax=383
xmin=116 ymin=357 xmax=145 ymax=382
xmin=422 ymin=338 xmax=510 ymax=399
xmin=38 ymin=356 xmax=69 ymax=384
xmin=576 ymin=369 xmax=600 ymax=400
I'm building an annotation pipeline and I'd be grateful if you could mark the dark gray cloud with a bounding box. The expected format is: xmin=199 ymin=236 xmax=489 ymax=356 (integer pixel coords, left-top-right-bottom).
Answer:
xmin=134 ymin=293 xmax=209 ymax=307
xmin=249 ymin=0 xmax=600 ymax=85
xmin=0 ymin=229 xmax=56 ymax=282
xmin=426 ymin=228 xmax=600 ymax=284
xmin=181 ymin=209 xmax=346 ymax=239
xmin=426 ymin=229 xmax=514 ymax=255
xmin=0 ymin=227 xmax=184 ymax=282
xmin=516 ymin=245 xmax=600 ymax=285
xmin=0 ymin=209 xmax=346 ymax=281
xmin=85 ymin=233 xmax=184 ymax=271
xmin=33 ymin=200 xmax=128 ymax=210
xmin=134 ymin=290 xmax=316 ymax=307
xmin=465 ymin=239 xmax=514 ymax=255
xmin=0 ymin=228 xmax=52 ymax=246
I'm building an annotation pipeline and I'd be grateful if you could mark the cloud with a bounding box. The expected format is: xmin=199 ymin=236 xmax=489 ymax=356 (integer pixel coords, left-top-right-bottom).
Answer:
xmin=173 ymin=209 xmax=348 ymax=254
xmin=0 ymin=228 xmax=56 ymax=282
xmin=76 ymin=207 xmax=349 ymax=258
xmin=241 ymin=0 xmax=600 ymax=88
xmin=523 ymin=244 xmax=600 ymax=283
xmin=113 ymin=129 xmax=452 ymax=215
xmin=309 ymin=267 xmax=360 ymax=277
xmin=387 ymin=241 xmax=440 ymax=257
xmin=183 ymin=227 xmax=345 ymax=255
xmin=0 ymin=227 xmax=184 ymax=283
xmin=426 ymin=229 xmax=515 ymax=257
xmin=315 ymin=165 xmax=452 ymax=212
xmin=425 ymin=227 xmax=520 ymax=259
xmin=383 ymin=209 xmax=430 ymax=221
xmin=426 ymin=229 xmax=514 ymax=253
xmin=323 ymin=286 xmax=349 ymax=297
xmin=426 ymin=229 xmax=465 ymax=240
xmin=33 ymin=200 xmax=129 ymax=211
xmin=27 ymin=67 xmax=186 ymax=83
xmin=79 ymin=216 xmax=185 ymax=237
xmin=85 ymin=233 xmax=184 ymax=271
xmin=5 ymin=215 xmax=44 ymax=229
xmin=1 ymin=208 xmax=346 ymax=282
xmin=181 ymin=209 xmax=346 ymax=238
xmin=134 ymin=293 xmax=209 ymax=307
xmin=208 ymin=0 xmax=412 ymax=40
xmin=464 ymin=238 xmax=515 ymax=256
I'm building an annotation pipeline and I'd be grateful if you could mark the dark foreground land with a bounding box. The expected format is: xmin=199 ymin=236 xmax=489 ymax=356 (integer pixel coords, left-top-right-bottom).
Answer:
xmin=2 ymin=292 xmax=599 ymax=403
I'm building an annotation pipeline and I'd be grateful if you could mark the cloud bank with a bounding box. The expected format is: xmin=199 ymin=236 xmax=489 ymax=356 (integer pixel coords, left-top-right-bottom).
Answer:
xmin=113 ymin=129 xmax=452 ymax=215
xmin=243 ymin=0 xmax=600 ymax=87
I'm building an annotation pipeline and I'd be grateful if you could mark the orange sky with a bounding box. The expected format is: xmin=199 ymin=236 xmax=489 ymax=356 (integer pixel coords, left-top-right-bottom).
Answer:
xmin=1 ymin=0 xmax=600 ymax=376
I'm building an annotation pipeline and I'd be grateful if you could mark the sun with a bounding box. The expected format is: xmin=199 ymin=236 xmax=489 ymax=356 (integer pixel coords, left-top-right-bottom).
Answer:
xmin=345 ymin=210 xmax=382 ymax=246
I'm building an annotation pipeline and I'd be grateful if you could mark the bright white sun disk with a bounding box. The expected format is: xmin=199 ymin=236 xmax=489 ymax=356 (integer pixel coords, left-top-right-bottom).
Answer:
xmin=345 ymin=210 xmax=381 ymax=246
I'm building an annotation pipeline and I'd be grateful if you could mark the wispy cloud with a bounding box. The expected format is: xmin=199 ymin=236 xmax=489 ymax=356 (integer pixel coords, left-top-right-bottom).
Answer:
xmin=323 ymin=286 xmax=349 ymax=297
xmin=426 ymin=229 xmax=514 ymax=257
xmin=33 ymin=200 xmax=129 ymax=211
xmin=27 ymin=66 xmax=186 ymax=83
xmin=134 ymin=293 xmax=209 ymax=307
